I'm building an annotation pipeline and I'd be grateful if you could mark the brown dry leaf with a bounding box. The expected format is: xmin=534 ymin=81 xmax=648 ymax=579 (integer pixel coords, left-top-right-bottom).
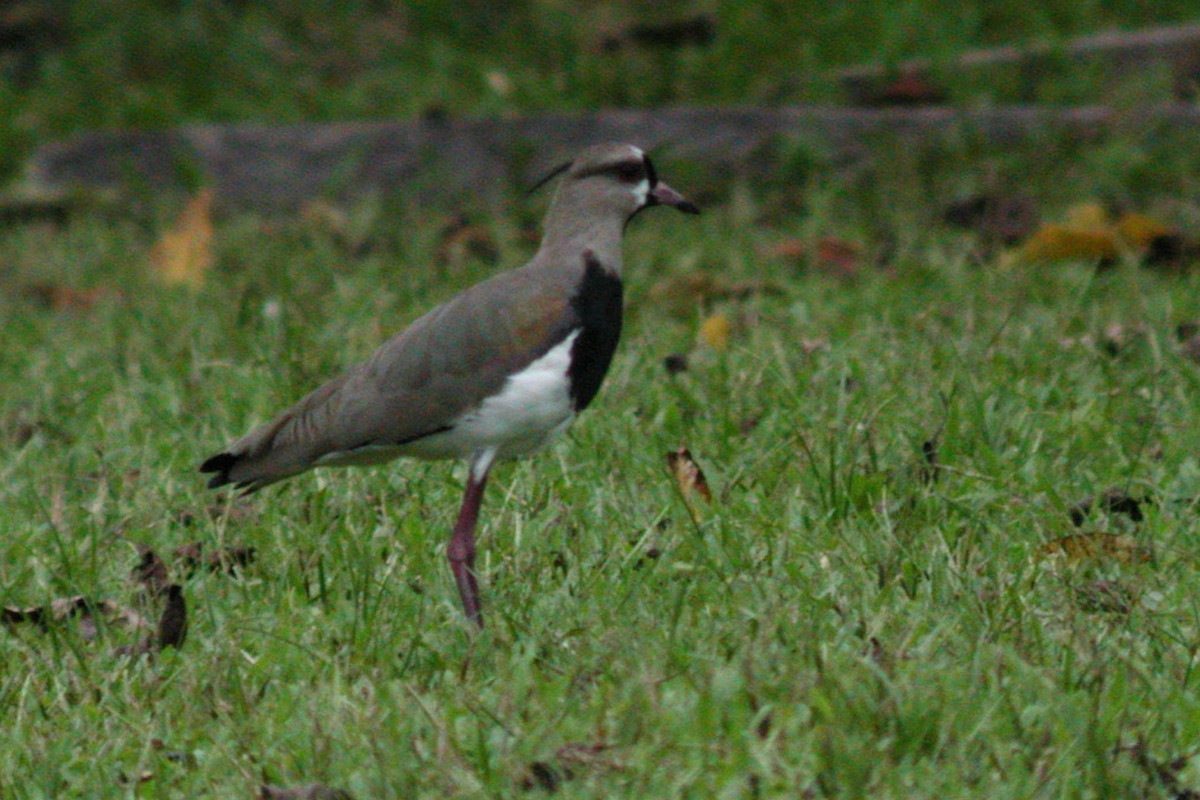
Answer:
xmin=149 ymin=188 xmax=214 ymax=287
xmin=919 ymin=438 xmax=939 ymax=486
xmin=175 ymin=542 xmax=257 ymax=576
xmin=1117 ymin=738 xmax=1195 ymax=799
xmin=96 ymin=599 xmax=153 ymax=631
xmin=260 ymin=785 xmax=355 ymax=800
xmin=517 ymin=743 xmax=621 ymax=792
xmin=1177 ymin=322 xmax=1200 ymax=363
xmin=132 ymin=544 xmax=170 ymax=597
xmin=867 ymin=70 xmax=948 ymax=107
xmin=1073 ymin=580 xmax=1137 ymax=614
xmin=157 ymin=584 xmax=188 ymax=649
xmin=698 ymin=313 xmax=731 ymax=351
xmin=765 ymin=237 xmax=864 ymax=279
xmin=814 ymin=237 xmax=863 ymax=279
xmin=943 ymin=193 xmax=1039 ymax=244
xmin=666 ymin=446 xmax=712 ymax=502
xmin=5 ymin=595 xmax=153 ymax=641
xmin=22 ymin=282 xmax=119 ymax=312
xmin=1038 ymin=532 xmax=1152 ymax=565
xmin=1068 ymin=488 xmax=1148 ymax=526
xmin=764 ymin=238 xmax=807 ymax=261
xmin=663 ymin=353 xmax=689 ymax=375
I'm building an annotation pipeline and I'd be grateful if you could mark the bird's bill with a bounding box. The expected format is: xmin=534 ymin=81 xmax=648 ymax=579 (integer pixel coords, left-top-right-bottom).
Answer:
xmin=649 ymin=181 xmax=701 ymax=215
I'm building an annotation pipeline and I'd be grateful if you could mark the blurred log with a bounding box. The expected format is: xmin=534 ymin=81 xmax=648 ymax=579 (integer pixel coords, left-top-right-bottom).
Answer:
xmin=13 ymin=103 xmax=1200 ymax=212
xmin=840 ymin=23 xmax=1200 ymax=104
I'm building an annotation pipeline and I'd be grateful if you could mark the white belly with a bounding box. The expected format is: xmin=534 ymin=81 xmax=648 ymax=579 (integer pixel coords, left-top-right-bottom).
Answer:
xmin=404 ymin=331 xmax=579 ymax=460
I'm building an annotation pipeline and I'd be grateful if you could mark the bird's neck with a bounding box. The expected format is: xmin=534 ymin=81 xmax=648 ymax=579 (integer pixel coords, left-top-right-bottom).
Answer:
xmin=539 ymin=206 xmax=626 ymax=276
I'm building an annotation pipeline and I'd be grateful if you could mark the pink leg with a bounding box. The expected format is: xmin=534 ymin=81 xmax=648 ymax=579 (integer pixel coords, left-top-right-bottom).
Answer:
xmin=447 ymin=451 xmax=494 ymax=627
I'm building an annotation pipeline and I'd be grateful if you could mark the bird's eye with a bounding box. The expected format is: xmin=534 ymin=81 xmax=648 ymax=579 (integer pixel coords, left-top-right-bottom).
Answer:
xmin=613 ymin=161 xmax=644 ymax=183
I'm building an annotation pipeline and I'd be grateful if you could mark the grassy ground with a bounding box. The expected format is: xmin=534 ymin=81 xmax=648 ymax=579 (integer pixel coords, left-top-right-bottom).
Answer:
xmin=4 ymin=133 xmax=1200 ymax=797
xmin=5 ymin=3 xmax=1200 ymax=799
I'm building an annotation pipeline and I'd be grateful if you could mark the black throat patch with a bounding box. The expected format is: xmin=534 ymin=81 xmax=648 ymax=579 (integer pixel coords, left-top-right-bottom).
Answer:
xmin=567 ymin=251 xmax=624 ymax=412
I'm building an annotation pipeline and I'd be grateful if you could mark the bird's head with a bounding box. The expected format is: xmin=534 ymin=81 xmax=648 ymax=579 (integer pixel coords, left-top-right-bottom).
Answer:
xmin=534 ymin=143 xmax=700 ymax=225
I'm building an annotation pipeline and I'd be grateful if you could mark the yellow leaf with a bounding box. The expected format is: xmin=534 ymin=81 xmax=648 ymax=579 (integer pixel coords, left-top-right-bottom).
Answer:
xmin=698 ymin=313 xmax=731 ymax=350
xmin=1062 ymin=201 xmax=1111 ymax=231
xmin=149 ymin=188 xmax=214 ymax=287
xmin=1018 ymin=225 xmax=1118 ymax=263
xmin=1038 ymin=532 xmax=1152 ymax=565
xmin=1115 ymin=212 xmax=1173 ymax=248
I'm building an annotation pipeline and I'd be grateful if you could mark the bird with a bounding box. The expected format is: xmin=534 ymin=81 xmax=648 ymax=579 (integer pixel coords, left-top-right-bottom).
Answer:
xmin=200 ymin=142 xmax=699 ymax=627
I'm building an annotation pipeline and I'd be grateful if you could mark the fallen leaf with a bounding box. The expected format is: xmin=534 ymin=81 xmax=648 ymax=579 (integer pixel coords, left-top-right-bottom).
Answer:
xmin=174 ymin=542 xmax=257 ymax=575
xmin=942 ymin=193 xmax=1039 ymax=244
xmin=666 ymin=446 xmax=712 ymax=502
xmin=5 ymin=595 xmax=153 ymax=641
xmin=1178 ymin=322 xmax=1200 ymax=362
xmin=1073 ymin=580 xmax=1136 ymax=614
xmin=132 ymin=544 xmax=170 ymax=597
xmin=1116 ymin=211 xmax=1173 ymax=248
xmin=698 ymin=313 xmax=731 ymax=350
xmin=919 ymin=438 xmax=939 ymax=486
xmin=866 ymin=70 xmax=948 ymax=107
xmin=518 ymin=761 xmax=564 ymax=792
xmin=3 ymin=604 xmax=47 ymax=625
xmin=93 ymin=599 xmax=154 ymax=636
xmin=157 ymin=584 xmax=188 ymax=649
xmin=1015 ymin=204 xmax=1186 ymax=267
xmin=1144 ymin=233 xmax=1200 ymax=272
xmin=1068 ymin=488 xmax=1149 ymax=526
xmin=1117 ymin=738 xmax=1197 ymax=800
xmin=1018 ymin=224 xmax=1118 ymax=263
xmin=260 ymin=785 xmax=355 ymax=800
xmin=813 ymin=237 xmax=863 ymax=279
xmin=517 ymin=743 xmax=620 ymax=792
xmin=663 ymin=353 xmax=689 ymax=375
xmin=149 ymin=188 xmax=215 ymax=287
xmin=116 ymin=770 xmax=155 ymax=786
xmin=1038 ymin=532 xmax=1152 ymax=565
xmin=22 ymin=282 xmax=119 ymax=312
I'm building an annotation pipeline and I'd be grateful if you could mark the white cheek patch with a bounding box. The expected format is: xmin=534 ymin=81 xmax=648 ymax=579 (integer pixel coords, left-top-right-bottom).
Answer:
xmin=631 ymin=177 xmax=651 ymax=206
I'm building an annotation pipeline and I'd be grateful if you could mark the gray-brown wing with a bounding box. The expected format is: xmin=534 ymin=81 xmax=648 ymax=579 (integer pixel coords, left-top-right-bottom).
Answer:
xmin=201 ymin=262 xmax=580 ymax=490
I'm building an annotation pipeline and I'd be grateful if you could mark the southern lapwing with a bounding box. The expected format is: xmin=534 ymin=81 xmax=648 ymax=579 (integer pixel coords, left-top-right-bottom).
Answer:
xmin=200 ymin=142 xmax=698 ymax=626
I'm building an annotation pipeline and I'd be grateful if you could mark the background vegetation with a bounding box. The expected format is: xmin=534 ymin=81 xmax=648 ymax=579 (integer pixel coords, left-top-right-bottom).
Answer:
xmin=3 ymin=2 xmax=1200 ymax=798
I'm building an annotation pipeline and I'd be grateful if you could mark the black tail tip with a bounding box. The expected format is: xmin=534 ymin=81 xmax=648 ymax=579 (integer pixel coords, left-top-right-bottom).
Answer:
xmin=200 ymin=452 xmax=237 ymax=489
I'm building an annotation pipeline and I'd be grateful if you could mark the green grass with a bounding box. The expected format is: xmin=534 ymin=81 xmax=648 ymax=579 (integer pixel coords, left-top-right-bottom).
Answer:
xmin=4 ymin=133 xmax=1200 ymax=798
xmin=5 ymin=3 xmax=1200 ymax=797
